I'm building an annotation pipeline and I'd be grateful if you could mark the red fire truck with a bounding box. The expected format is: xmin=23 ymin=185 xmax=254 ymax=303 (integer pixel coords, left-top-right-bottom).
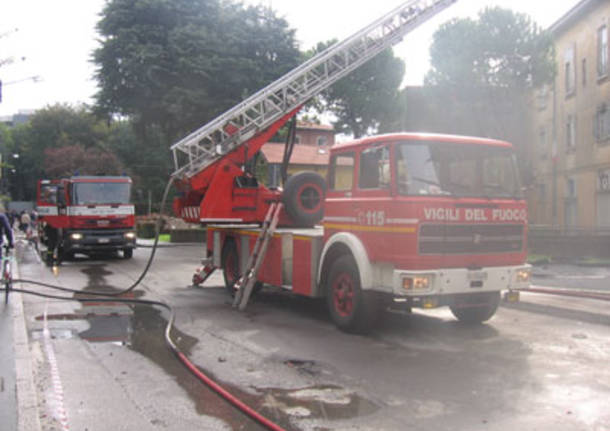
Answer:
xmin=36 ymin=176 xmax=136 ymax=262
xmin=168 ymin=0 xmax=530 ymax=331
xmin=203 ymin=133 xmax=531 ymax=332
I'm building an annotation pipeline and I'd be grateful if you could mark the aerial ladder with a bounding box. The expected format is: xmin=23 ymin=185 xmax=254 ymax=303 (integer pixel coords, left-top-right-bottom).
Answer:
xmin=171 ymin=0 xmax=457 ymax=225
xmin=173 ymin=0 xmax=457 ymax=299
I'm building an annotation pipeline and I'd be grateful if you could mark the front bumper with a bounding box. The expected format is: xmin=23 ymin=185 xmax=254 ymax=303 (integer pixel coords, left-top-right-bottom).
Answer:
xmin=392 ymin=264 xmax=532 ymax=297
xmin=63 ymin=229 xmax=136 ymax=253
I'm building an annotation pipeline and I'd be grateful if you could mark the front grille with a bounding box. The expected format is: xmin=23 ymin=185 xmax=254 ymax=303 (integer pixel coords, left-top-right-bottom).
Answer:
xmin=419 ymin=224 xmax=524 ymax=254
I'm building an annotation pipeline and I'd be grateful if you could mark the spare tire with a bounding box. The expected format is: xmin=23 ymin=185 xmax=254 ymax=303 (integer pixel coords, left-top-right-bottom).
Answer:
xmin=282 ymin=172 xmax=326 ymax=227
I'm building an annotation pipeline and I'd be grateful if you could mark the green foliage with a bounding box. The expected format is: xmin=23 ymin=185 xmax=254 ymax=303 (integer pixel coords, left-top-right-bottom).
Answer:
xmin=308 ymin=40 xmax=405 ymax=138
xmin=94 ymin=0 xmax=301 ymax=142
xmin=6 ymin=105 xmax=131 ymax=200
xmin=425 ymin=7 xmax=555 ymax=89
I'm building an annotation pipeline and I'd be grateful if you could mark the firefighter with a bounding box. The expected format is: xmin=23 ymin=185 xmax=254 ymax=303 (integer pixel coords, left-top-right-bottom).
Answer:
xmin=43 ymin=224 xmax=59 ymax=266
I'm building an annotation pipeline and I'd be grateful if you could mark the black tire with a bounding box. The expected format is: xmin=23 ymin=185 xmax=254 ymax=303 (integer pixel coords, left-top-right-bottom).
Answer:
xmin=62 ymin=251 xmax=75 ymax=261
xmin=222 ymin=239 xmax=240 ymax=296
xmin=282 ymin=172 xmax=326 ymax=227
xmin=123 ymin=249 xmax=133 ymax=259
xmin=450 ymin=292 xmax=501 ymax=324
xmin=325 ymin=255 xmax=380 ymax=333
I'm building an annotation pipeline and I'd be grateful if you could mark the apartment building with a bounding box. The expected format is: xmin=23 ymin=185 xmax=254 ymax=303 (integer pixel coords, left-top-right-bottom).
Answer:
xmin=530 ymin=0 xmax=610 ymax=229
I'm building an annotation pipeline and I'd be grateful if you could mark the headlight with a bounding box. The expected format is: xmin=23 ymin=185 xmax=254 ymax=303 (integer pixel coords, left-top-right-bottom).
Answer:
xmin=124 ymin=232 xmax=136 ymax=240
xmin=402 ymin=275 xmax=432 ymax=291
xmin=70 ymin=233 xmax=83 ymax=240
xmin=516 ymin=268 xmax=531 ymax=283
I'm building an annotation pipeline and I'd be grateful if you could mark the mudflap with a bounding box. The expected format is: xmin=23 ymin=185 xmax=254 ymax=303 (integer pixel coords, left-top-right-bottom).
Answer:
xmin=504 ymin=290 xmax=520 ymax=303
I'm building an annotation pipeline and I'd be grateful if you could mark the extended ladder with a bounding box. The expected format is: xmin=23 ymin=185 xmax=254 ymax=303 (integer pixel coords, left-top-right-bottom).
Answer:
xmin=232 ymin=202 xmax=283 ymax=311
xmin=171 ymin=0 xmax=457 ymax=180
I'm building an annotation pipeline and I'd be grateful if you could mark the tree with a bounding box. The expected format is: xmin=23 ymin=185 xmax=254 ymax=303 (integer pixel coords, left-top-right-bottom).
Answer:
xmin=7 ymin=105 xmax=128 ymax=201
xmin=425 ymin=7 xmax=554 ymax=89
xmin=43 ymin=144 xmax=123 ymax=178
xmin=307 ymin=41 xmax=405 ymax=138
xmin=93 ymin=0 xmax=301 ymax=142
xmin=416 ymin=7 xmax=555 ymax=184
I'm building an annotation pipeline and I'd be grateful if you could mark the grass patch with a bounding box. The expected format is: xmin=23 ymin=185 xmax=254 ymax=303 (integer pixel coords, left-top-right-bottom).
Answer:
xmin=576 ymin=257 xmax=610 ymax=266
xmin=527 ymin=254 xmax=552 ymax=265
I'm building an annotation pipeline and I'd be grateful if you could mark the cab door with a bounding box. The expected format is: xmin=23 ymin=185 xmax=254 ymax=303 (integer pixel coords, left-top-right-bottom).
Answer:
xmin=352 ymin=143 xmax=393 ymax=262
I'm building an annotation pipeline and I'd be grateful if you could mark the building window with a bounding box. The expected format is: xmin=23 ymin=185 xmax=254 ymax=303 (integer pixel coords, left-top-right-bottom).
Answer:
xmin=582 ymin=58 xmax=587 ymax=87
xmin=535 ymin=86 xmax=549 ymax=111
xmin=564 ymin=45 xmax=576 ymax=96
xmin=538 ymin=183 xmax=546 ymax=201
xmin=597 ymin=169 xmax=610 ymax=228
xmin=317 ymin=136 xmax=327 ymax=147
xmin=565 ymin=178 xmax=578 ymax=228
xmin=598 ymin=25 xmax=608 ymax=78
xmin=539 ymin=127 xmax=547 ymax=159
xmin=566 ymin=115 xmax=576 ymax=152
xmin=595 ymin=104 xmax=610 ymax=143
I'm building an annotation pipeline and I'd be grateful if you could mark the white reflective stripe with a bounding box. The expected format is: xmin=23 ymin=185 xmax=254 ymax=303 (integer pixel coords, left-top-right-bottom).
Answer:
xmin=323 ymin=216 xmax=357 ymax=223
xmin=386 ymin=218 xmax=419 ymax=224
xmin=182 ymin=206 xmax=200 ymax=219
xmin=201 ymin=218 xmax=243 ymax=222
xmin=37 ymin=206 xmax=59 ymax=216
xmin=67 ymin=206 xmax=135 ymax=216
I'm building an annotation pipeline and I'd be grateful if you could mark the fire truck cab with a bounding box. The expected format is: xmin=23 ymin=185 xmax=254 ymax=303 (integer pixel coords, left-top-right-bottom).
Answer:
xmin=36 ymin=176 xmax=136 ymax=262
xmin=207 ymin=133 xmax=531 ymax=332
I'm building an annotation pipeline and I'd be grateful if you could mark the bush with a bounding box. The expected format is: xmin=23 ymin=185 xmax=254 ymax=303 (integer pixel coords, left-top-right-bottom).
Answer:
xmin=136 ymin=222 xmax=157 ymax=239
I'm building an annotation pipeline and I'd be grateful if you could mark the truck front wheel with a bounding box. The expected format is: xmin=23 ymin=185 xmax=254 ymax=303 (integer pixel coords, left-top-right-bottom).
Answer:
xmin=123 ymin=249 xmax=133 ymax=259
xmin=326 ymin=255 xmax=379 ymax=333
xmin=449 ymin=292 xmax=501 ymax=324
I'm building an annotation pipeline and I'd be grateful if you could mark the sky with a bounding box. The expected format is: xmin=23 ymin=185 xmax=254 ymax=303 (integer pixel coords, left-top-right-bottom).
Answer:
xmin=0 ymin=0 xmax=581 ymax=117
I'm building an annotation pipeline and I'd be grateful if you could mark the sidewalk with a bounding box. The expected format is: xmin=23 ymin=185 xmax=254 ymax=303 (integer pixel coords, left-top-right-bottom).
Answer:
xmin=10 ymin=263 xmax=42 ymax=431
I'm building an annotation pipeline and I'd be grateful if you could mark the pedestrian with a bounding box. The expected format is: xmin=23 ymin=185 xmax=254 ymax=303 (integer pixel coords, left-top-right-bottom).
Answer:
xmin=19 ymin=210 xmax=31 ymax=234
xmin=0 ymin=206 xmax=14 ymax=258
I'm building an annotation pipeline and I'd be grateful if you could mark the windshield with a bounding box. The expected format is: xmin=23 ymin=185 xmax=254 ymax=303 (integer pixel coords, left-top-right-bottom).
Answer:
xmin=395 ymin=141 xmax=522 ymax=199
xmin=72 ymin=182 xmax=131 ymax=205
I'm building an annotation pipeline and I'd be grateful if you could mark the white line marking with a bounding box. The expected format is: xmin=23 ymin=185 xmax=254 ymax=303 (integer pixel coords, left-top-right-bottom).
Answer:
xmin=43 ymin=304 xmax=70 ymax=431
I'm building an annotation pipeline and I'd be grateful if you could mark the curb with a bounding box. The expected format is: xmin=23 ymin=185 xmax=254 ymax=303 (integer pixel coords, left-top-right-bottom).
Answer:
xmin=12 ymin=264 xmax=42 ymax=431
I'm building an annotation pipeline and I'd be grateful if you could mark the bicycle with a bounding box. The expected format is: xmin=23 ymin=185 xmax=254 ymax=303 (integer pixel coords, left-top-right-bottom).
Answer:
xmin=2 ymin=245 xmax=13 ymax=304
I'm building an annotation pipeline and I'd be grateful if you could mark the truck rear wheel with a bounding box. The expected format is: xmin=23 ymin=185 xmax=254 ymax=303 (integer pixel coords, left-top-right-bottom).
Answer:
xmin=282 ymin=172 xmax=326 ymax=227
xmin=221 ymin=239 xmax=262 ymax=297
xmin=449 ymin=292 xmax=501 ymax=324
xmin=326 ymin=255 xmax=379 ymax=333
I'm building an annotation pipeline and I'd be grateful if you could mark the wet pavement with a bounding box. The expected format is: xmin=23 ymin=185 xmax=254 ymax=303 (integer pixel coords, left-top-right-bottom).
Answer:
xmin=11 ymin=244 xmax=610 ymax=430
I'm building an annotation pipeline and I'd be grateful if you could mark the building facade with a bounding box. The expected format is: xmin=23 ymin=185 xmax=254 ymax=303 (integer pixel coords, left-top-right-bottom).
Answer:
xmin=529 ymin=0 xmax=610 ymax=230
xmin=259 ymin=121 xmax=335 ymax=187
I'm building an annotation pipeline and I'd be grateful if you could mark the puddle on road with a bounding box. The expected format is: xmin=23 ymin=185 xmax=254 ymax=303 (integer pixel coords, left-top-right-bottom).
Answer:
xmin=36 ymin=265 xmax=378 ymax=430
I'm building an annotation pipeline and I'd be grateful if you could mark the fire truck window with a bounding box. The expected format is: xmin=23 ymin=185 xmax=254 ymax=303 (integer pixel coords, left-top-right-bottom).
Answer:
xmin=329 ymin=153 xmax=355 ymax=191
xmin=396 ymin=144 xmax=444 ymax=195
xmin=359 ymin=146 xmax=389 ymax=189
xmin=73 ymin=182 xmax=131 ymax=205
xmin=41 ymin=186 xmax=58 ymax=204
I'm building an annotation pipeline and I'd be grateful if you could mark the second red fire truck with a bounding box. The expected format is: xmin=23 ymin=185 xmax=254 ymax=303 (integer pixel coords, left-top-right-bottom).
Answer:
xmin=36 ymin=176 xmax=136 ymax=263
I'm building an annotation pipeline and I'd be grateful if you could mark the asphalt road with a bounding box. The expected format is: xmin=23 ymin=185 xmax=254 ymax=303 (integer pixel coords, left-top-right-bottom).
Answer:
xmin=7 ymin=243 xmax=610 ymax=431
